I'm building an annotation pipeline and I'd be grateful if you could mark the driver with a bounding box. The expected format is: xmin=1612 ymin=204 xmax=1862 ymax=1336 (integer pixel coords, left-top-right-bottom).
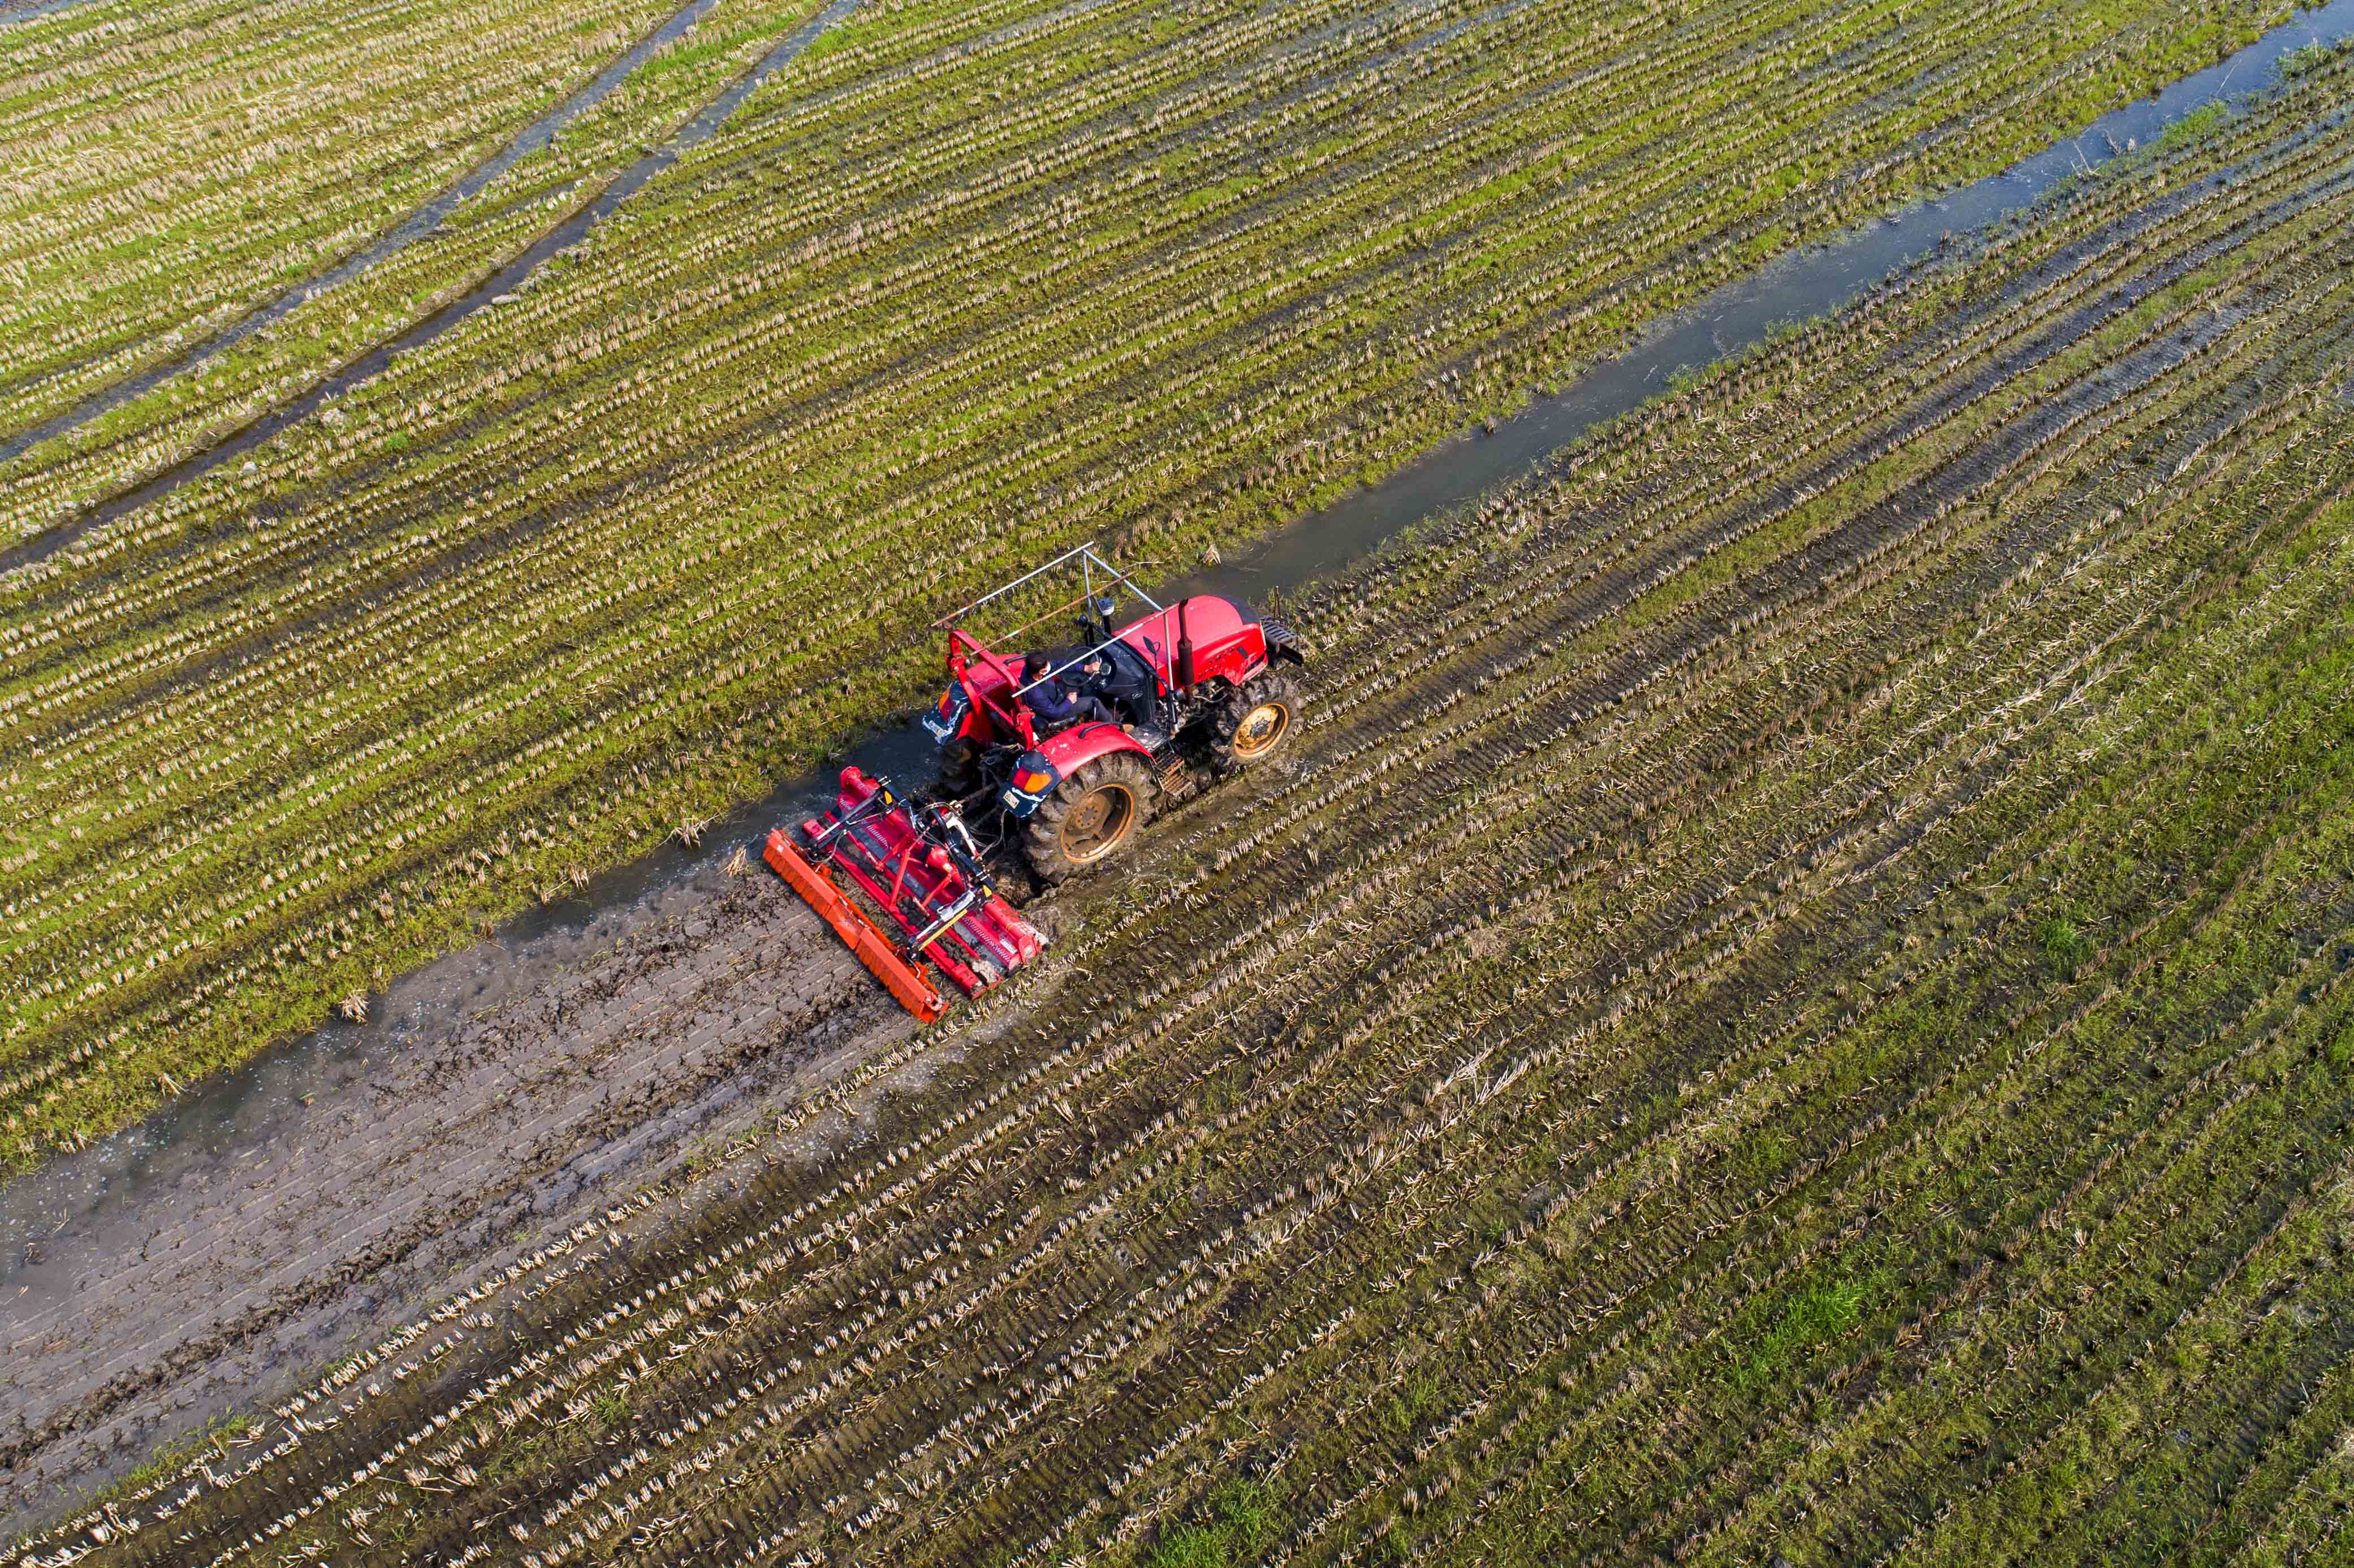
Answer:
xmin=1020 ymin=648 xmax=1117 ymax=732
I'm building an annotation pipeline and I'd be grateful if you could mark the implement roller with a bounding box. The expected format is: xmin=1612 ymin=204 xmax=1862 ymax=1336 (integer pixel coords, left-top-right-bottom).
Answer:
xmin=764 ymin=766 xmax=1044 ymax=1022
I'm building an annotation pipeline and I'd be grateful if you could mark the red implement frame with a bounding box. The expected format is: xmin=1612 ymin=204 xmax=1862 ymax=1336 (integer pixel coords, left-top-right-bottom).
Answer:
xmin=767 ymin=767 xmax=1044 ymax=1022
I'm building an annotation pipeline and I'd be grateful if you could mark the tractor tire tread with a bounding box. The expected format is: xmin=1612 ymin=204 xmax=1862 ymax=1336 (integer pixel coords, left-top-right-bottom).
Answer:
xmin=1210 ymin=670 xmax=1305 ymax=771
xmin=1023 ymin=753 xmax=1154 ymax=884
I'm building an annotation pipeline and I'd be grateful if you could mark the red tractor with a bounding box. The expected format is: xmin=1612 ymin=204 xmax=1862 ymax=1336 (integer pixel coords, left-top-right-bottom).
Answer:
xmin=925 ymin=545 xmax=1308 ymax=879
xmin=766 ymin=546 xmax=1307 ymax=1020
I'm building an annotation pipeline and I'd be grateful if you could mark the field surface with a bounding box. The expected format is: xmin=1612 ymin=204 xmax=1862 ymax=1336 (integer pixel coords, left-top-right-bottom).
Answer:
xmin=0 ymin=865 xmax=901 ymax=1522
xmin=0 ymin=0 xmax=2301 ymax=1168
xmin=12 ymin=44 xmax=2354 ymax=1568
xmin=0 ymin=0 xmax=822 ymax=458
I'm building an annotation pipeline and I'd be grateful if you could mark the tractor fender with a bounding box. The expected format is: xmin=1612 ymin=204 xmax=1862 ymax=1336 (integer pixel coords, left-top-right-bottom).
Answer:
xmin=921 ymin=680 xmax=974 ymax=745
xmin=928 ymin=663 xmax=1018 ymax=749
xmin=1036 ymin=721 xmax=1151 ymax=775
xmin=999 ymin=723 xmax=1150 ymax=818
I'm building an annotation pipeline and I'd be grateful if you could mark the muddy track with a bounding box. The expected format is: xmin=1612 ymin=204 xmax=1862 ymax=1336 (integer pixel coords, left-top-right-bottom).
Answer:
xmin=14 ymin=82 xmax=2351 ymax=1563
xmin=0 ymin=872 xmax=902 ymax=1522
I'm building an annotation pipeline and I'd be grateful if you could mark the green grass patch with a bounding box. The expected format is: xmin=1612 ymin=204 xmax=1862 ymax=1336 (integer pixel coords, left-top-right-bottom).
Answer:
xmin=1144 ymin=1480 xmax=1281 ymax=1568
xmin=1728 ymin=1270 xmax=1887 ymax=1389
xmin=2036 ymin=908 xmax=2094 ymax=973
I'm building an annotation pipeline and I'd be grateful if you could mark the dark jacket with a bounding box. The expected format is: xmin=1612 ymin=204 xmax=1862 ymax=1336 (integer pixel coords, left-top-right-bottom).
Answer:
xmin=1094 ymin=639 xmax=1159 ymax=729
xmin=1021 ymin=657 xmax=1113 ymax=730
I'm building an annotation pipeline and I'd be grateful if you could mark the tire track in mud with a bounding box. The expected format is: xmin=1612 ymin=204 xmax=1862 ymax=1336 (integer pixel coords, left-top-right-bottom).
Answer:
xmin=0 ymin=0 xmax=863 ymax=574
xmin=0 ymin=874 xmax=897 ymax=1524
xmin=27 ymin=103 xmax=2344 ymax=1554
xmin=0 ymin=0 xmax=744 ymax=467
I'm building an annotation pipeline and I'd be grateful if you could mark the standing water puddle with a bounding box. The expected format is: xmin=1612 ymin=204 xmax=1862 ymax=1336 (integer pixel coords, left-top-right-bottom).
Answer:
xmin=0 ymin=0 xmax=107 ymax=23
xmin=6 ymin=0 xmax=2352 ymax=1298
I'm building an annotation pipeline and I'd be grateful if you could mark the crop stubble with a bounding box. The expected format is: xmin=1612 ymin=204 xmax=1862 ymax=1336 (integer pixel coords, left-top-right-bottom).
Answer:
xmin=0 ymin=867 xmax=899 ymax=1524
xmin=0 ymin=0 xmax=2299 ymax=1165
xmin=0 ymin=0 xmax=709 ymax=439
xmin=18 ymin=51 xmax=2354 ymax=1568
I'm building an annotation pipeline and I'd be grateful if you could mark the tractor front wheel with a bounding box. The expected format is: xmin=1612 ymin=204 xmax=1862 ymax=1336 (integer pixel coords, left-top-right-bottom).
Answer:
xmin=1023 ymin=753 xmax=1152 ymax=883
xmin=1210 ymin=671 xmax=1303 ymax=771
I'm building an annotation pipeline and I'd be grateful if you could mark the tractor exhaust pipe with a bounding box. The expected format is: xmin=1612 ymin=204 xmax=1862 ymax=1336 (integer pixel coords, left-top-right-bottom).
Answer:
xmin=1175 ymin=597 xmax=1195 ymax=686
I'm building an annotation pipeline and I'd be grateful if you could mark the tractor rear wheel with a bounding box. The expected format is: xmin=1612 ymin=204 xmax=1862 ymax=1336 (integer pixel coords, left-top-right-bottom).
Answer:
xmin=1210 ymin=671 xmax=1303 ymax=771
xmin=1023 ymin=753 xmax=1152 ymax=883
xmin=937 ymin=736 xmax=983 ymax=797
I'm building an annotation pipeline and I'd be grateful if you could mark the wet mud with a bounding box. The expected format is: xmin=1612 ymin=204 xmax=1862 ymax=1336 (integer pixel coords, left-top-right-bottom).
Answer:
xmin=0 ymin=0 xmax=103 ymax=24
xmin=0 ymin=869 xmax=906 ymax=1522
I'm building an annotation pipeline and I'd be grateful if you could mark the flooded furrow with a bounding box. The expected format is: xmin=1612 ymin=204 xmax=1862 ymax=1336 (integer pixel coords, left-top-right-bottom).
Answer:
xmin=0 ymin=0 xmax=106 ymax=24
xmin=1176 ymin=0 xmax=2354 ymax=602
xmin=0 ymin=0 xmax=744 ymax=465
xmin=0 ymin=0 xmax=864 ymax=575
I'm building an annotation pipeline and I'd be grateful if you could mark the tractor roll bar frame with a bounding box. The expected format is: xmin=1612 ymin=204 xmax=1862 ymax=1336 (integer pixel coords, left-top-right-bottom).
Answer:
xmin=932 ymin=543 xmax=1161 ymax=632
xmin=938 ymin=543 xmax=1174 ymax=710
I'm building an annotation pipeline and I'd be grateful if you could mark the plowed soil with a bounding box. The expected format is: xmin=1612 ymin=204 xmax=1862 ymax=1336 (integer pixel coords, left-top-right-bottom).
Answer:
xmin=0 ymin=872 xmax=907 ymax=1522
